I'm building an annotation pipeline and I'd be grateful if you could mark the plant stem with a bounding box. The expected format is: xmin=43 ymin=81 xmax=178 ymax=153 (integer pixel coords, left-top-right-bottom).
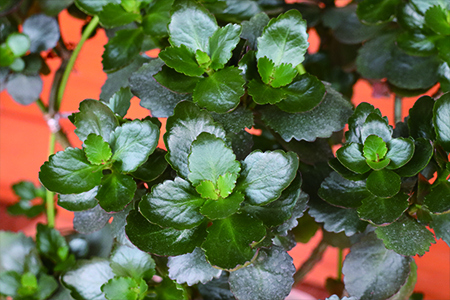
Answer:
xmin=394 ymin=95 xmax=402 ymax=124
xmin=293 ymin=238 xmax=328 ymax=286
xmin=296 ymin=63 xmax=306 ymax=75
xmin=55 ymin=15 xmax=99 ymax=111
xmin=46 ymin=132 xmax=56 ymax=227
xmin=36 ymin=99 xmax=72 ymax=149
xmin=337 ymin=248 xmax=343 ymax=281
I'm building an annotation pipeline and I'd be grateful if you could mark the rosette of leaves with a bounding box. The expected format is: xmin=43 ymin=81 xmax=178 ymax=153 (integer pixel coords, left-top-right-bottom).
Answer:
xmin=7 ymin=181 xmax=47 ymax=218
xmin=39 ymin=99 xmax=161 ymax=213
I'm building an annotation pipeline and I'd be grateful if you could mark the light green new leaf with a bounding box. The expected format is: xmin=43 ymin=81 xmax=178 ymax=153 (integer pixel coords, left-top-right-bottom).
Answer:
xmin=424 ymin=5 xmax=450 ymax=35
xmin=209 ymin=23 xmax=242 ymax=70
xmin=84 ymin=134 xmax=112 ymax=165
xmin=110 ymin=245 xmax=156 ymax=280
xmin=363 ymin=135 xmax=387 ymax=162
xmin=257 ymin=57 xmax=297 ymax=88
xmin=96 ymin=172 xmax=136 ymax=212
xmin=247 ymin=79 xmax=286 ymax=105
xmin=101 ymin=277 xmax=140 ymax=300
xmin=433 ymin=92 xmax=450 ymax=152
xmin=102 ymin=29 xmax=144 ymax=73
xmin=199 ymin=192 xmax=244 ymax=220
xmin=6 ymin=33 xmax=30 ymax=57
xmin=217 ymin=173 xmax=237 ymax=198
xmin=159 ymin=45 xmax=205 ymax=76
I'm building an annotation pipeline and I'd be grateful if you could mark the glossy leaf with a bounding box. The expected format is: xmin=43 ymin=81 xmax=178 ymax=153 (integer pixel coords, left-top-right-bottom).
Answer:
xmin=139 ymin=177 xmax=205 ymax=229
xmin=358 ymin=193 xmax=409 ymax=225
xmin=0 ymin=44 xmax=14 ymax=67
xmin=98 ymin=4 xmax=140 ymax=29
xmin=385 ymin=138 xmax=415 ymax=169
xmin=329 ymin=158 xmax=370 ymax=181
xmin=424 ymin=181 xmax=450 ymax=213
xmin=247 ymin=79 xmax=286 ymax=105
xmin=437 ymin=38 xmax=450 ymax=65
xmin=110 ymin=245 xmax=156 ymax=280
xmin=73 ymin=205 xmax=111 ymax=234
xmin=375 ymin=216 xmax=435 ymax=256
xmin=360 ymin=113 xmax=392 ymax=143
xmin=228 ymin=247 xmax=295 ymax=300
xmin=357 ymin=0 xmax=401 ymax=24
xmin=125 ymin=210 xmax=207 ymax=256
xmin=257 ymin=57 xmax=297 ymax=88
xmin=193 ymin=67 xmax=245 ymax=113
xmin=237 ymin=150 xmax=298 ymax=205
xmin=197 ymin=273 xmax=234 ymax=300
xmin=141 ymin=0 xmax=173 ymax=38
xmin=366 ymin=169 xmax=401 ymax=198
xmin=168 ymin=247 xmax=222 ymax=286
xmin=202 ymin=213 xmax=266 ymax=270
xmin=106 ymin=87 xmax=132 ymax=118
xmin=58 ymin=187 xmax=98 ymax=212
xmin=38 ymin=0 xmax=74 ymax=16
xmin=101 ymin=277 xmax=140 ymax=300
xmin=433 ymin=93 xmax=450 ymax=152
xmin=75 ymin=0 xmax=120 ymax=15
xmin=408 ymin=96 xmax=436 ymax=140
xmin=211 ymin=106 xmax=253 ymax=134
xmin=22 ymin=14 xmax=59 ymax=53
xmin=346 ymin=103 xmax=381 ymax=143
xmin=0 ymin=231 xmax=35 ymax=273
xmin=199 ymin=191 xmax=244 ymax=220
xmin=39 ymin=148 xmax=103 ymax=194
xmin=102 ymin=29 xmax=144 ymax=72
xmin=154 ymin=278 xmax=188 ymax=300
xmin=209 ymin=23 xmax=242 ymax=70
xmin=431 ymin=213 xmax=450 ymax=247
xmin=154 ymin=64 xmax=200 ymax=94
xmin=131 ymin=148 xmax=168 ymax=182
xmin=159 ymin=45 xmax=205 ymax=76
xmin=336 ymin=143 xmax=371 ymax=174
xmin=96 ymin=172 xmax=136 ymax=212
xmin=395 ymin=138 xmax=433 ymax=177
xmin=6 ymin=74 xmax=42 ymax=105
xmin=411 ymin=0 xmax=450 ymax=14
xmin=6 ymin=33 xmax=30 ymax=57
xmin=396 ymin=32 xmax=437 ymax=57
xmin=319 ymin=172 xmax=370 ymax=208
xmin=241 ymin=12 xmax=270 ymax=50
xmin=363 ymin=135 xmax=387 ymax=162
xmin=165 ymin=101 xmax=226 ymax=178
xmin=84 ymin=134 xmax=112 ymax=165
xmin=424 ymin=5 xmax=450 ymax=35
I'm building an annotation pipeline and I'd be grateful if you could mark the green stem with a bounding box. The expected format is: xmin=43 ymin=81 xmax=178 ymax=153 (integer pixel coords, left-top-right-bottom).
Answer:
xmin=337 ymin=248 xmax=343 ymax=281
xmin=296 ymin=63 xmax=306 ymax=75
xmin=46 ymin=132 xmax=56 ymax=227
xmin=394 ymin=95 xmax=402 ymax=124
xmin=293 ymin=238 xmax=328 ymax=286
xmin=55 ymin=15 xmax=99 ymax=111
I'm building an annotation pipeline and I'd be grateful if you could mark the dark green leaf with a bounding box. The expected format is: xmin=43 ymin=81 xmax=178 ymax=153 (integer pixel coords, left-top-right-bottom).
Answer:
xmin=433 ymin=92 xmax=450 ymax=152
xmin=202 ymin=213 xmax=266 ymax=270
xmin=22 ymin=14 xmax=59 ymax=53
xmin=131 ymin=148 xmax=168 ymax=182
xmin=408 ymin=96 xmax=436 ymax=140
xmin=6 ymin=33 xmax=30 ymax=57
xmin=260 ymin=85 xmax=353 ymax=142
xmin=154 ymin=64 xmax=200 ymax=94
xmin=38 ymin=0 xmax=73 ymax=16
xmin=228 ymin=247 xmax=295 ymax=300
xmin=165 ymin=101 xmax=226 ymax=178
xmin=7 ymin=201 xmax=45 ymax=218
xmin=204 ymin=0 xmax=262 ymax=22
xmin=106 ymin=87 xmax=132 ymax=117
xmin=395 ymin=138 xmax=433 ymax=177
xmin=211 ymin=106 xmax=253 ymax=133
xmin=0 ymin=231 xmax=35 ymax=273
xmin=168 ymin=0 xmax=218 ymax=52
xmin=209 ymin=23 xmax=242 ymax=70
xmin=357 ymin=0 xmax=401 ymax=24
xmin=109 ymin=120 xmax=159 ymax=172
xmin=102 ymin=29 xmax=144 ymax=72
xmin=98 ymin=4 xmax=140 ymax=29
xmin=39 ymin=148 xmax=103 ymax=194
xmin=247 ymin=79 xmax=286 ymax=105
xmin=275 ymin=191 xmax=309 ymax=236
xmin=73 ymin=99 xmax=119 ymax=143
xmin=73 ymin=205 xmax=111 ymax=234
xmin=424 ymin=5 xmax=450 ymax=35
xmin=58 ymin=187 xmax=99 ymax=212
xmin=360 ymin=113 xmax=392 ymax=143
xmin=62 ymin=258 xmax=114 ymax=300
xmin=237 ymin=150 xmax=298 ymax=205
xmin=84 ymin=134 xmax=112 ymax=165
xmin=385 ymin=138 xmax=415 ymax=169
xmin=241 ymin=12 xmax=270 ymax=50
xmin=155 ymin=278 xmax=188 ymax=300
xmin=6 ymin=74 xmax=42 ymax=105
xmin=97 ymin=172 xmax=136 ymax=212
xmin=276 ymin=73 xmax=326 ymax=113
xmin=396 ymin=32 xmax=437 ymax=57
xmin=126 ymin=210 xmax=207 ymax=256
xmin=424 ymin=181 xmax=450 ymax=213
xmin=366 ymin=169 xmax=401 ymax=198
xmin=328 ymin=158 xmax=369 ymax=181
xmin=139 ymin=177 xmax=205 ymax=229
xmin=437 ymin=38 xmax=450 ymax=65
xmin=101 ymin=277 xmax=140 ymax=300
xmin=342 ymin=234 xmax=413 ymax=300
xmin=336 ymin=143 xmax=371 ymax=174
xmin=142 ymin=0 xmax=173 ymax=37
xmin=358 ymin=193 xmax=409 ymax=225
xmin=168 ymin=247 xmax=222 ymax=286
xmin=346 ymin=103 xmax=381 ymax=144
xmin=197 ymin=273 xmax=234 ymax=300
xmin=159 ymin=45 xmax=205 ymax=76
xmin=200 ymin=191 xmax=244 ymax=219
xmin=375 ymin=216 xmax=435 ymax=256
xmin=36 ymin=224 xmax=69 ymax=263
xmin=257 ymin=57 xmax=297 ymax=88
xmin=75 ymin=0 xmax=120 ymax=15
xmin=193 ymin=67 xmax=245 ymax=113
xmin=256 ymin=10 xmax=308 ymax=68
xmin=319 ymin=172 xmax=370 ymax=208
xmin=430 ymin=213 xmax=450 ymax=247
xmin=110 ymin=245 xmax=156 ymax=280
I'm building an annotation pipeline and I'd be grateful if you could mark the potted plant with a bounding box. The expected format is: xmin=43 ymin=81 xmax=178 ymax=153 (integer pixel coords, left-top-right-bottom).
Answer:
xmin=1 ymin=0 xmax=449 ymax=299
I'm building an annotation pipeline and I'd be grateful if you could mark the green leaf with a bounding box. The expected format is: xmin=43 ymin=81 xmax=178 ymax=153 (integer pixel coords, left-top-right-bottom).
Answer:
xmin=84 ymin=134 xmax=112 ymax=165
xmin=260 ymin=85 xmax=353 ymax=142
xmin=396 ymin=32 xmax=437 ymax=57
xmin=101 ymin=277 xmax=139 ymax=300
xmin=75 ymin=0 xmax=120 ymax=15
xmin=217 ymin=173 xmax=238 ymax=198
xmin=408 ymin=96 xmax=436 ymax=140
xmin=211 ymin=106 xmax=253 ymax=134
xmin=58 ymin=187 xmax=98 ymax=212
xmin=140 ymin=177 xmax=205 ymax=229
xmin=328 ymin=158 xmax=370 ymax=181
xmin=257 ymin=57 xmax=297 ymax=88
xmin=376 ymin=216 xmax=435 ymax=256
xmin=411 ymin=0 xmax=450 ymax=14
xmin=209 ymin=23 xmax=242 ymax=70
xmin=360 ymin=113 xmax=392 ymax=143
xmin=39 ymin=148 xmax=103 ymax=194
xmin=366 ymin=169 xmax=401 ymax=198
xmin=275 ymin=191 xmax=309 ymax=236
xmin=357 ymin=0 xmax=401 ymax=24
xmin=131 ymin=148 xmax=168 ymax=182
xmin=437 ymin=38 xmax=450 ymax=65
xmin=155 ymin=278 xmax=188 ymax=300
xmin=319 ymin=172 xmax=370 ymax=208
xmin=97 ymin=172 xmax=137 ymax=212
xmin=159 ymin=45 xmax=205 ymax=76
xmin=165 ymin=101 xmax=226 ymax=178
xmin=154 ymin=64 xmax=200 ymax=94
xmin=395 ymin=138 xmax=433 ymax=177
xmin=424 ymin=181 xmax=450 ymax=213
xmin=425 ymin=5 xmax=450 ymax=35
xmin=358 ymin=193 xmax=409 ymax=225
xmin=125 ymin=210 xmax=207 ymax=256
xmin=0 ymin=44 xmax=14 ymax=67
xmin=430 ymin=213 xmax=450 ymax=247
xmin=168 ymin=247 xmax=222 ymax=286
xmin=243 ymin=176 xmax=302 ymax=227
xmin=6 ymin=33 xmax=30 ymax=57
xmin=36 ymin=224 xmax=70 ymax=264
xmin=38 ymin=0 xmax=73 ymax=16
xmin=195 ymin=50 xmax=210 ymax=68
xmin=142 ymin=0 xmax=173 ymax=38
xmin=346 ymin=103 xmax=381 ymax=143
xmin=106 ymin=87 xmax=132 ymax=118
xmin=241 ymin=12 xmax=270 ymax=50
xmin=433 ymin=92 xmax=450 ymax=152
xmin=197 ymin=273 xmax=234 ymax=300
xmin=202 ymin=213 xmax=266 ymax=270
xmin=36 ymin=273 xmax=58 ymax=299
xmin=73 ymin=100 xmax=119 ymax=143
xmin=98 ymin=3 xmax=140 ymax=29
xmin=73 ymin=205 xmax=111 ymax=234
xmin=22 ymin=14 xmax=59 ymax=53
xmin=193 ymin=67 xmax=245 ymax=113
xmin=336 ymin=143 xmax=371 ymax=174
xmin=200 ymin=191 xmax=244 ymax=220
xmin=363 ymin=135 xmax=387 ymax=162
xmin=62 ymin=258 xmax=114 ymax=300
xmin=12 ymin=181 xmax=40 ymax=200
xmin=247 ymin=79 xmax=286 ymax=105
xmin=0 ymin=231 xmax=35 ymax=273
xmin=0 ymin=271 xmax=21 ymax=297
xmin=342 ymin=234 xmax=413 ymax=300
xmin=6 ymin=74 xmax=42 ymax=105
xmin=129 ymin=59 xmax=190 ymax=118
xmin=102 ymin=28 xmax=144 ymax=72
xmin=237 ymin=150 xmax=298 ymax=205
xmin=110 ymin=245 xmax=156 ymax=280
xmin=256 ymin=10 xmax=308 ymax=68
xmin=196 ymin=180 xmax=218 ymax=200
xmin=168 ymin=0 xmax=218 ymax=52
xmin=228 ymin=247 xmax=295 ymax=300
xmin=366 ymin=159 xmax=391 ymax=171
xmin=276 ymin=73 xmax=326 ymax=113
xmin=385 ymin=138 xmax=416 ymax=170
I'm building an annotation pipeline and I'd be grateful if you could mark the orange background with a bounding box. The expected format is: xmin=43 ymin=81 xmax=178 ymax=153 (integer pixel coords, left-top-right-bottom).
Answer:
xmin=0 ymin=9 xmax=449 ymax=300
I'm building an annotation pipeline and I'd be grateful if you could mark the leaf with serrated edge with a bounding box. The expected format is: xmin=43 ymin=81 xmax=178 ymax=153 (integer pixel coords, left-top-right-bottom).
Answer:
xmin=84 ymin=134 xmax=112 ymax=165
xmin=110 ymin=245 xmax=156 ymax=280
xmin=217 ymin=173 xmax=237 ymax=198
xmin=319 ymin=172 xmax=370 ymax=208
xmin=159 ymin=45 xmax=205 ymax=76
xmin=424 ymin=5 xmax=450 ymax=35
xmin=106 ymin=87 xmax=132 ymax=117
xmin=168 ymin=247 xmax=222 ymax=286
xmin=431 ymin=213 xmax=450 ymax=247
xmin=209 ymin=24 xmax=242 ymax=70
xmin=102 ymin=28 xmax=144 ymax=72
xmin=248 ymin=79 xmax=286 ymax=105
xmin=433 ymin=93 xmax=450 ymax=152
xmin=424 ymin=181 xmax=450 ymax=213
xmin=97 ymin=172 xmax=137 ymax=212
xmin=358 ymin=193 xmax=409 ymax=226
xmin=101 ymin=277 xmax=140 ymax=300
xmin=241 ymin=12 xmax=270 ymax=50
